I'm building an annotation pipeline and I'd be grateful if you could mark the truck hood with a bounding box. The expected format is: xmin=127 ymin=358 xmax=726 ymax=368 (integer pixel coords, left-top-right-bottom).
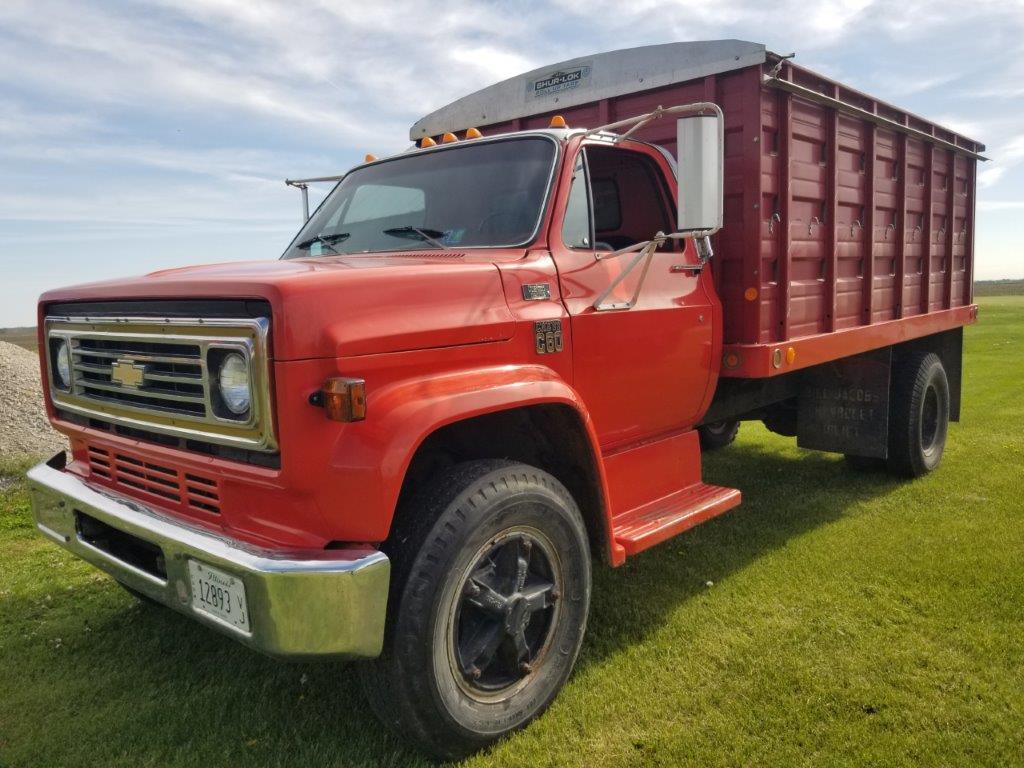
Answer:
xmin=39 ymin=254 xmax=519 ymax=360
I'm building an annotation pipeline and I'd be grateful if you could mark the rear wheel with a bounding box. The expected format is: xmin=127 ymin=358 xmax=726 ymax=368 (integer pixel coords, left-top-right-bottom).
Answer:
xmin=360 ymin=460 xmax=591 ymax=760
xmin=887 ymin=352 xmax=949 ymax=477
xmin=698 ymin=420 xmax=740 ymax=451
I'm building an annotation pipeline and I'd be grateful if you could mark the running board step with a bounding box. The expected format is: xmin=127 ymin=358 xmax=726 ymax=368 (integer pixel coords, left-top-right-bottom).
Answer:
xmin=612 ymin=483 xmax=742 ymax=557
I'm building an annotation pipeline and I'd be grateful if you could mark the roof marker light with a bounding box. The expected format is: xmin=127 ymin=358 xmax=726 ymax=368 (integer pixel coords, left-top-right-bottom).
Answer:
xmin=465 ymin=127 xmax=483 ymax=139
xmin=364 ymin=153 xmax=377 ymax=162
xmin=441 ymin=132 xmax=458 ymax=144
xmin=420 ymin=136 xmax=437 ymax=148
xmin=549 ymin=115 xmax=568 ymax=128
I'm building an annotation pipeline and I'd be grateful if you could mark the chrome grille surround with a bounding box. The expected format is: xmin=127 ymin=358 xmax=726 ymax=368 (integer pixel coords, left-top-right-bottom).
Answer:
xmin=45 ymin=315 xmax=276 ymax=451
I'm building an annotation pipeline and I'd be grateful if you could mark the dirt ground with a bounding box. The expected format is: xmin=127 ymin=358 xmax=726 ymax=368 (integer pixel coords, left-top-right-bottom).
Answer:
xmin=0 ymin=341 xmax=67 ymax=460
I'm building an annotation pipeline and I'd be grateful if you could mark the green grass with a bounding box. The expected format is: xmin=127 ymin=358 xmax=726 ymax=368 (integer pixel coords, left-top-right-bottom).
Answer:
xmin=2 ymin=298 xmax=1023 ymax=767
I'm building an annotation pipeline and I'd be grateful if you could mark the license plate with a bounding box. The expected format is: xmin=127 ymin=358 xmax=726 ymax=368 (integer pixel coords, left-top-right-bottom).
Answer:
xmin=188 ymin=560 xmax=250 ymax=633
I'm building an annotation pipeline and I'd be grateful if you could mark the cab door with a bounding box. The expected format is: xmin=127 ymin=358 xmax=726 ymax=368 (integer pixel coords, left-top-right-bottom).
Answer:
xmin=550 ymin=139 xmax=718 ymax=449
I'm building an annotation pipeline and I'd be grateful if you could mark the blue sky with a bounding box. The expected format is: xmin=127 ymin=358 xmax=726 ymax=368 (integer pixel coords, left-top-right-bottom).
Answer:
xmin=1 ymin=0 xmax=1022 ymax=326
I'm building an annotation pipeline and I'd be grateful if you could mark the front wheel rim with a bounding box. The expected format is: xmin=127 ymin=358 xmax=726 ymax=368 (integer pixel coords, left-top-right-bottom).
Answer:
xmin=447 ymin=526 xmax=563 ymax=702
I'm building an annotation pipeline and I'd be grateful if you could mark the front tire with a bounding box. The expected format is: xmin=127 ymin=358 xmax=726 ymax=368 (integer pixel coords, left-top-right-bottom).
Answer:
xmin=360 ymin=460 xmax=591 ymax=760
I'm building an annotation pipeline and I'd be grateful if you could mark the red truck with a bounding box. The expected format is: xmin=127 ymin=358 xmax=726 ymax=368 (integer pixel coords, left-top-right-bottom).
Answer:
xmin=28 ymin=40 xmax=981 ymax=759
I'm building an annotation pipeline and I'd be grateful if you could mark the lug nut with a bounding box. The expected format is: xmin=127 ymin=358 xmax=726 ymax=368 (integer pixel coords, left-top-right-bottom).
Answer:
xmin=519 ymin=661 xmax=532 ymax=674
xmin=467 ymin=665 xmax=482 ymax=680
xmin=550 ymin=588 xmax=561 ymax=602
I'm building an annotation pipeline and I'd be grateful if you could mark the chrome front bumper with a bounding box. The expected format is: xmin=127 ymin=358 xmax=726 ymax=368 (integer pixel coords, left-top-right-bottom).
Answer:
xmin=27 ymin=454 xmax=390 ymax=660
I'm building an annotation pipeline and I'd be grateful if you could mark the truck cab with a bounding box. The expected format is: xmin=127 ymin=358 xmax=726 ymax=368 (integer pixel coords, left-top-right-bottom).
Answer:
xmin=27 ymin=40 xmax=979 ymax=760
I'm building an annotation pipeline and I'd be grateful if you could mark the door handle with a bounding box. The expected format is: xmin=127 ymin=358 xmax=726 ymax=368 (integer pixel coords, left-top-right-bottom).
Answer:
xmin=670 ymin=264 xmax=703 ymax=274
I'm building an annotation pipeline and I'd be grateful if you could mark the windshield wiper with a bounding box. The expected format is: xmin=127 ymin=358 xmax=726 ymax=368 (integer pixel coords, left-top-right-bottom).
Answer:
xmin=382 ymin=226 xmax=449 ymax=250
xmin=296 ymin=232 xmax=351 ymax=252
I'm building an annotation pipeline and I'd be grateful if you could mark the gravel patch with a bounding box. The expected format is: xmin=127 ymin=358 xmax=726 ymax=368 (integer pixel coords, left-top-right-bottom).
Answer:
xmin=0 ymin=341 xmax=68 ymax=460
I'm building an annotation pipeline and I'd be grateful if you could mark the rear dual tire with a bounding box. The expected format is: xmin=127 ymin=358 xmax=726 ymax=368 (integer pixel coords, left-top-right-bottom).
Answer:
xmin=886 ymin=351 xmax=949 ymax=477
xmin=845 ymin=351 xmax=950 ymax=478
xmin=360 ymin=460 xmax=591 ymax=760
xmin=698 ymin=420 xmax=740 ymax=451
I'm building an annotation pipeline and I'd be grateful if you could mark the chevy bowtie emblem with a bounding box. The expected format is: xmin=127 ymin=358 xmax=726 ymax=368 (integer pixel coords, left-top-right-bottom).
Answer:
xmin=110 ymin=358 xmax=147 ymax=388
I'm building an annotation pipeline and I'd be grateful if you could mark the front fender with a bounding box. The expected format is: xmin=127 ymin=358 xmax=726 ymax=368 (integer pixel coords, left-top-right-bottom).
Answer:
xmin=328 ymin=364 xmax=611 ymax=546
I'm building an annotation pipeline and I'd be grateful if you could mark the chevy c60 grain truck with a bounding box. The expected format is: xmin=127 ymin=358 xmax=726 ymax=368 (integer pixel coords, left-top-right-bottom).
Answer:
xmin=28 ymin=41 xmax=981 ymax=758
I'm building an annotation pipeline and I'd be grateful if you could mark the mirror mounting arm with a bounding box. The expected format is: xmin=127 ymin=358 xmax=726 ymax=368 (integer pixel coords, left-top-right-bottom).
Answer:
xmin=694 ymin=234 xmax=714 ymax=266
xmin=584 ymin=102 xmax=724 ymax=143
xmin=592 ymin=230 xmax=713 ymax=312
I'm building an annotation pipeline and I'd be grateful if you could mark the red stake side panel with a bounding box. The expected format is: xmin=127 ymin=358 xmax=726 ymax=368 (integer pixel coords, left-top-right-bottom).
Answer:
xmin=478 ymin=58 xmax=982 ymax=378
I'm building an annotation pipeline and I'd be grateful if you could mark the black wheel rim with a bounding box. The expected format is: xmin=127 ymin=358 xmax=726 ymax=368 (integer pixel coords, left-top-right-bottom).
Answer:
xmin=449 ymin=527 xmax=561 ymax=699
xmin=921 ymin=385 xmax=940 ymax=455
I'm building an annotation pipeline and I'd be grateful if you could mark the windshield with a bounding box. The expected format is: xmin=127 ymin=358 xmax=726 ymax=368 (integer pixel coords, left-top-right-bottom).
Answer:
xmin=282 ymin=136 xmax=557 ymax=258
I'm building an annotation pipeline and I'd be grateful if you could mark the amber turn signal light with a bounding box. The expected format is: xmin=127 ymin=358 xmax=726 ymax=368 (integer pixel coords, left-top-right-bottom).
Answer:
xmin=320 ymin=377 xmax=366 ymax=422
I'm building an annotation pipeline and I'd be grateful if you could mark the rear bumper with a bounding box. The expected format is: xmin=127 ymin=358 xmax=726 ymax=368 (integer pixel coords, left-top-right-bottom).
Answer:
xmin=27 ymin=453 xmax=390 ymax=660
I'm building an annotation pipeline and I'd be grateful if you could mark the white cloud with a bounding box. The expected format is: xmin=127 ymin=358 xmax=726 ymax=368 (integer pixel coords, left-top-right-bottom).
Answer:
xmin=1 ymin=0 xmax=1024 ymax=324
xmin=808 ymin=0 xmax=875 ymax=37
xmin=448 ymin=45 xmax=537 ymax=83
xmin=0 ymin=1 xmax=401 ymax=144
xmin=978 ymin=136 xmax=1024 ymax=189
xmin=1 ymin=140 xmax=329 ymax=181
xmin=882 ymin=73 xmax=962 ymax=98
xmin=980 ymin=167 xmax=1007 ymax=188
xmin=0 ymin=99 xmax=101 ymax=139
xmin=978 ymin=200 xmax=1024 ymax=210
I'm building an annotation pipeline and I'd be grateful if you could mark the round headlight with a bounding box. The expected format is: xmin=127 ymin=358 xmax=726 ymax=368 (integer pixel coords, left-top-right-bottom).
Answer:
xmin=55 ymin=339 xmax=71 ymax=389
xmin=218 ymin=352 xmax=251 ymax=415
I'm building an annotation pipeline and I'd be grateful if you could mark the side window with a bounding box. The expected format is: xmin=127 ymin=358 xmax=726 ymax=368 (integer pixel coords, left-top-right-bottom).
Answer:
xmin=585 ymin=147 xmax=675 ymax=250
xmin=561 ymin=152 xmax=592 ymax=249
xmin=591 ymin=178 xmax=621 ymax=232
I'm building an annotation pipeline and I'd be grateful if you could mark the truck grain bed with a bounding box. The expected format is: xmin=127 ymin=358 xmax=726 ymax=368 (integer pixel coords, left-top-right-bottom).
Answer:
xmin=413 ymin=40 xmax=982 ymax=378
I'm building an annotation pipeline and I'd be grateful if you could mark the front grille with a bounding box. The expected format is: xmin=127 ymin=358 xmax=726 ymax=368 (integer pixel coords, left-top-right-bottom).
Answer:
xmin=44 ymin=314 xmax=276 ymax=452
xmin=74 ymin=337 xmax=208 ymax=418
xmin=87 ymin=444 xmax=222 ymax=516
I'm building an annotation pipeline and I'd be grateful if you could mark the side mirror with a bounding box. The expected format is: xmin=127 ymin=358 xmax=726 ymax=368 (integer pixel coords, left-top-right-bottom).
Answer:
xmin=676 ymin=114 xmax=723 ymax=235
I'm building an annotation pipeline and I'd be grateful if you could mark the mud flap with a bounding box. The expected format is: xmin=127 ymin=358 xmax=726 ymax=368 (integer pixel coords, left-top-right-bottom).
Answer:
xmin=797 ymin=347 xmax=891 ymax=458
